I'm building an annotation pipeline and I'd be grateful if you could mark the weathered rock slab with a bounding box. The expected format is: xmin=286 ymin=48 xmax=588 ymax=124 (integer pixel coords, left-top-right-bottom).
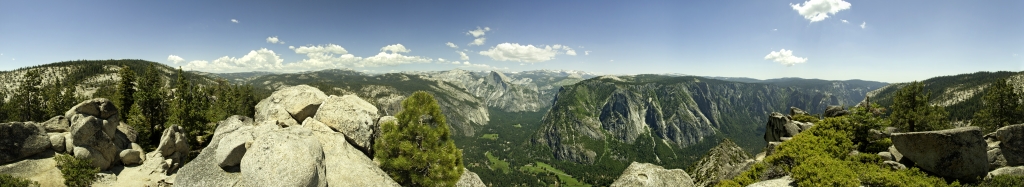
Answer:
xmin=891 ymin=127 xmax=988 ymax=182
xmin=313 ymin=131 xmax=399 ymax=187
xmin=996 ymin=124 xmax=1024 ymax=166
xmin=610 ymin=162 xmax=695 ymax=187
xmin=456 ymin=168 xmax=485 ymax=187
xmin=240 ymin=126 xmax=327 ymax=187
xmin=0 ymin=122 xmax=51 ymax=164
xmin=255 ymin=85 xmax=328 ymax=127
xmin=313 ymin=94 xmax=379 ymax=156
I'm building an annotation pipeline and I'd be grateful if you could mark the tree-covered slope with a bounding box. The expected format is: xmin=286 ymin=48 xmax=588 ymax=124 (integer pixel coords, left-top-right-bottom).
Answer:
xmin=867 ymin=71 xmax=1024 ymax=121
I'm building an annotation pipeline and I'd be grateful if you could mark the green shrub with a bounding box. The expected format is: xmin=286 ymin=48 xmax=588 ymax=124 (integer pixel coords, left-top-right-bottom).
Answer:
xmin=792 ymin=114 xmax=819 ymax=123
xmin=374 ymin=91 xmax=464 ymax=186
xmin=54 ymin=154 xmax=99 ymax=187
xmin=863 ymin=138 xmax=892 ymax=153
xmin=791 ymin=156 xmax=859 ymax=187
xmin=978 ymin=175 xmax=1024 ymax=187
xmin=857 ymin=164 xmax=958 ymax=187
xmin=0 ymin=174 xmax=38 ymax=187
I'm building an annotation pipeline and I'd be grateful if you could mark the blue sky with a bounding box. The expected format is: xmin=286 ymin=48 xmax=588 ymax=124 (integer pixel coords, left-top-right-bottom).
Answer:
xmin=1 ymin=0 xmax=1021 ymax=83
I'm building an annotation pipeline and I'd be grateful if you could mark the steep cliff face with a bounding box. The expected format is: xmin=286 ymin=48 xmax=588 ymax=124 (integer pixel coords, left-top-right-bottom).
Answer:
xmin=689 ymin=139 xmax=753 ymax=187
xmin=866 ymin=71 xmax=1024 ymax=121
xmin=533 ymin=75 xmax=840 ymax=164
xmin=416 ymin=69 xmax=587 ymax=113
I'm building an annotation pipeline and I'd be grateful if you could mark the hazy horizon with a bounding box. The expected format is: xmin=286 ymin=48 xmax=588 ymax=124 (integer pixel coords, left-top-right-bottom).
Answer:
xmin=1 ymin=0 xmax=1021 ymax=83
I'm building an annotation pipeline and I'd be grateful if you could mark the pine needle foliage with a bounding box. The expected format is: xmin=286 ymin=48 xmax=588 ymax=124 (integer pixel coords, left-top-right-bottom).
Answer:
xmin=889 ymin=81 xmax=950 ymax=132
xmin=973 ymin=78 xmax=1023 ymax=133
xmin=54 ymin=154 xmax=98 ymax=187
xmin=375 ymin=91 xmax=465 ymax=186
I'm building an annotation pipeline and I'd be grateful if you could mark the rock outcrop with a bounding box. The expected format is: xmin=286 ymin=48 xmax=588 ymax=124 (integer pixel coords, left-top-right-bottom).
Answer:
xmin=690 ymin=139 xmax=754 ymax=187
xmin=610 ymin=162 xmax=695 ymax=187
xmin=764 ymin=112 xmax=805 ymax=143
xmin=986 ymin=166 xmax=1024 ymax=180
xmin=0 ymin=122 xmax=51 ymax=164
xmin=823 ymin=105 xmax=849 ymax=117
xmin=314 ymin=94 xmax=379 ymax=156
xmin=891 ymin=127 xmax=988 ymax=182
xmin=747 ymin=176 xmax=795 ymax=187
xmin=178 ymin=87 xmax=402 ymax=186
xmin=255 ymin=85 xmax=328 ymax=127
xmin=996 ymin=124 xmax=1024 ymax=166
xmin=456 ymin=168 xmax=485 ymax=187
xmin=63 ymin=98 xmax=126 ymax=170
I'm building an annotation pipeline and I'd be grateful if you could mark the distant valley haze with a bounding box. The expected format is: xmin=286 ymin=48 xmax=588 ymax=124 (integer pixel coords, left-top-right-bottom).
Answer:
xmin=1 ymin=0 xmax=1022 ymax=82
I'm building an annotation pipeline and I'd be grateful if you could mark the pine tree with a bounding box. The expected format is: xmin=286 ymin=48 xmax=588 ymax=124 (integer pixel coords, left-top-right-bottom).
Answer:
xmin=167 ymin=68 xmax=208 ymax=143
xmin=375 ymin=91 xmax=464 ymax=186
xmin=973 ymin=78 xmax=1023 ymax=133
xmin=130 ymin=64 xmax=167 ymax=148
xmin=117 ymin=65 xmax=137 ymax=117
xmin=889 ymin=81 xmax=950 ymax=132
xmin=15 ymin=69 xmax=45 ymax=121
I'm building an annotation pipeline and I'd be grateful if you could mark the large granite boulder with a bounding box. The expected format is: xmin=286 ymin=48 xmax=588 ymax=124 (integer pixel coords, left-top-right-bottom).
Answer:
xmin=177 ymin=116 xmax=255 ymax=187
xmin=313 ymin=130 xmax=399 ymax=187
xmin=610 ymin=162 xmax=695 ymax=187
xmin=891 ymin=127 xmax=988 ymax=182
xmin=240 ymin=126 xmax=327 ymax=187
xmin=996 ymin=124 xmax=1024 ymax=166
xmin=313 ymin=95 xmax=379 ymax=156
xmin=823 ymin=105 xmax=849 ymax=117
xmin=69 ymin=115 xmax=119 ymax=170
xmin=764 ymin=112 xmax=800 ymax=143
xmin=255 ymin=85 xmax=328 ymax=127
xmin=215 ymin=126 xmax=253 ymax=169
xmin=41 ymin=115 xmax=70 ymax=133
xmin=0 ymin=122 xmax=51 ymax=164
xmin=456 ymin=168 xmax=485 ymax=187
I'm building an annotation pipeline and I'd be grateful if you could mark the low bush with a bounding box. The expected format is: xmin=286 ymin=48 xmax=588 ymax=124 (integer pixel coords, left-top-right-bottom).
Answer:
xmin=791 ymin=114 xmax=819 ymax=123
xmin=977 ymin=175 xmax=1024 ymax=187
xmin=791 ymin=156 xmax=859 ymax=186
xmin=863 ymin=138 xmax=892 ymax=153
xmin=54 ymin=154 xmax=99 ymax=187
xmin=0 ymin=174 xmax=38 ymax=187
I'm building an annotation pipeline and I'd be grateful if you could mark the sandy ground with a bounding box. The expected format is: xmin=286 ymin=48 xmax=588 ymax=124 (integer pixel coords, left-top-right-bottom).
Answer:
xmin=0 ymin=150 xmax=175 ymax=187
xmin=0 ymin=151 xmax=65 ymax=187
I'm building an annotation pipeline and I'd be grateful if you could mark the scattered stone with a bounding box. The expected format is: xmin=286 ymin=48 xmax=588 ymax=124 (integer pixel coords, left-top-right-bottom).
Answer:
xmin=120 ymin=149 xmax=143 ymax=165
xmin=456 ymin=168 xmax=485 ymax=187
xmin=985 ymin=166 xmax=1024 ymax=180
xmin=0 ymin=122 xmax=51 ymax=164
xmin=996 ymin=124 xmax=1024 ymax=166
xmin=891 ymin=127 xmax=988 ymax=182
xmin=878 ymin=152 xmax=894 ymax=162
xmin=889 ymin=146 xmax=904 ymax=162
xmin=155 ymin=125 xmax=190 ymax=174
xmin=883 ymin=161 xmax=907 ymax=170
xmin=610 ymin=162 xmax=695 ymax=187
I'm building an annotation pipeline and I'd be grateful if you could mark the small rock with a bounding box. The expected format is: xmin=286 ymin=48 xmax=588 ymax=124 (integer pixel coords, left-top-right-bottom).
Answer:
xmin=50 ymin=134 xmax=66 ymax=153
xmin=878 ymin=152 xmax=894 ymax=161
xmin=41 ymin=116 xmax=70 ymax=133
xmin=747 ymin=176 xmax=795 ymax=187
xmin=789 ymin=107 xmax=808 ymax=116
xmin=883 ymin=161 xmax=907 ymax=170
xmin=823 ymin=106 xmax=849 ymax=117
xmin=996 ymin=124 xmax=1024 ymax=166
xmin=990 ymin=148 xmax=1007 ymax=170
xmin=120 ymin=149 xmax=143 ymax=165
xmin=985 ymin=166 xmax=1024 ymax=180
xmin=889 ymin=146 xmax=904 ymax=162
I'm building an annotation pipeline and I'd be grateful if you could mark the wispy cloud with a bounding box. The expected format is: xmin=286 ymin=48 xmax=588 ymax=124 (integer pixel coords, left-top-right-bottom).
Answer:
xmin=764 ymin=49 xmax=808 ymax=66
xmin=457 ymin=51 xmax=469 ymax=60
xmin=791 ymin=0 xmax=851 ymax=22
xmin=467 ymin=27 xmax=490 ymax=46
xmin=168 ymin=55 xmax=185 ymax=64
xmin=266 ymin=36 xmax=284 ymax=44
xmin=479 ymin=43 xmax=576 ymax=63
xmin=231 ymin=19 xmax=239 ymax=23
xmin=841 ymin=19 xmax=849 ymax=23
xmin=860 ymin=21 xmax=866 ymax=29
xmin=446 ymin=42 xmax=458 ymax=49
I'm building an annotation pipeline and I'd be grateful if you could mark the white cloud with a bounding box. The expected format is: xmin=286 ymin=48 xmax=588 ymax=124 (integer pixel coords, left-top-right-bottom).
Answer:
xmin=458 ymin=51 xmax=469 ymax=60
xmin=446 ymin=42 xmax=458 ymax=49
xmin=380 ymin=44 xmax=411 ymax=54
xmin=291 ymin=44 xmax=361 ymax=69
xmin=467 ymin=27 xmax=490 ymax=37
xmin=773 ymin=28 xmax=778 ymax=31
xmin=860 ymin=21 xmax=866 ymax=29
xmin=231 ymin=19 xmax=239 ymax=23
xmin=181 ymin=48 xmax=285 ymax=72
xmin=168 ymin=55 xmax=185 ymax=64
xmin=266 ymin=36 xmax=284 ymax=44
xmin=585 ymin=51 xmax=591 ymax=55
xmin=469 ymin=38 xmax=486 ymax=46
xmin=466 ymin=27 xmax=491 ymax=46
xmin=479 ymin=43 xmax=561 ymax=63
xmin=438 ymin=58 xmax=446 ymax=62
xmin=841 ymin=19 xmax=849 ymax=23
xmin=566 ymin=49 xmax=577 ymax=56
xmin=791 ymin=0 xmax=851 ymax=22
xmin=361 ymin=51 xmax=432 ymax=67
xmin=764 ymin=49 xmax=808 ymax=66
